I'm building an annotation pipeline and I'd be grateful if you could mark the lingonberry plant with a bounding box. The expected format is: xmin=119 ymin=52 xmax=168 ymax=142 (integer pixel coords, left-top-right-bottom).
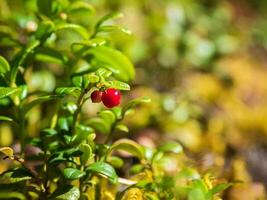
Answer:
xmin=0 ymin=0 xmax=232 ymax=199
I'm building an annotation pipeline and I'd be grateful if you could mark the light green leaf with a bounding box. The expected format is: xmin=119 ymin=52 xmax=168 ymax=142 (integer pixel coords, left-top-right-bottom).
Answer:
xmin=98 ymin=110 xmax=116 ymax=125
xmin=71 ymin=38 xmax=106 ymax=55
xmin=107 ymin=139 xmax=145 ymax=161
xmin=86 ymin=162 xmax=118 ymax=184
xmin=0 ymin=87 xmax=20 ymax=99
xmin=10 ymin=39 xmax=40 ymax=82
xmin=122 ymin=97 xmax=151 ymax=115
xmin=95 ymin=12 xmax=124 ymax=29
xmin=55 ymin=87 xmax=81 ymax=98
xmin=86 ymin=46 xmax=135 ymax=82
xmin=35 ymin=47 xmax=67 ymax=64
xmin=209 ymin=183 xmax=233 ymax=195
xmin=71 ymin=125 xmax=94 ymax=146
xmin=56 ymin=23 xmax=89 ymax=39
xmin=63 ymin=168 xmax=86 ymax=180
xmin=159 ymin=141 xmax=183 ymax=154
xmin=97 ymin=25 xmax=131 ymax=35
xmin=86 ymin=117 xmax=110 ymax=135
xmin=68 ymin=1 xmax=95 ymax=14
xmin=0 ymin=56 xmax=10 ymax=74
xmin=95 ymin=68 xmax=112 ymax=78
xmin=0 ymin=116 xmax=13 ymax=122
xmin=35 ymin=20 xmax=55 ymax=39
xmin=115 ymin=124 xmax=129 ymax=132
xmin=107 ymin=80 xmax=130 ymax=90
xmin=80 ymin=144 xmax=93 ymax=165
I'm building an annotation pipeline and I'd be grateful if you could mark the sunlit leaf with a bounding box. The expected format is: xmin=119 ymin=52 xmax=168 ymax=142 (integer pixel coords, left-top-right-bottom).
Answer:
xmin=86 ymin=46 xmax=135 ymax=82
xmin=0 ymin=87 xmax=20 ymax=99
xmin=95 ymin=12 xmax=124 ymax=29
xmin=97 ymin=25 xmax=131 ymax=35
xmin=86 ymin=162 xmax=118 ymax=184
xmin=159 ymin=141 xmax=183 ymax=154
xmin=107 ymin=139 xmax=145 ymax=161
xmin=0 ymin=56 xmax=10 ymax=74
xmin=56 ymin=23 xmax=89 ymax=39
xmin=122 ymin=97 xmax=151 ymax=115
xmin=0 ymin=168 xmax=32 ymax=184
xmin=63 ymin=168 xmax=86 ymax=180
xmin=107 ymin=80 xmax=130 ymax=90
xmin=0 ymin=147 xmax=13 ymax=157
xmin=55 ymin=87 xmax=81 ymax=98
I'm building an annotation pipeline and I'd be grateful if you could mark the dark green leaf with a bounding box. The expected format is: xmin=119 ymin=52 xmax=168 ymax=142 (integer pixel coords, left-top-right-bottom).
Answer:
xmin=35 ymin=20 xmax=55 ymax=39
xmin=86 ymin=162 xmax=118 ymax=184
xmin=0 ymin=168 xmax=32 ymax=184
xmin=63 ymin=168 xmax=86 ymax=180
xmin=49 ymin=185 xmax=80 ymax=200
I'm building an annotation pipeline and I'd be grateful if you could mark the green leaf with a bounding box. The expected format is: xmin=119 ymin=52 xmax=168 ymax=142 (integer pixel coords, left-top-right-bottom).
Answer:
xmin=0 ymin=116 xmax=13 ymax=122
xmin=71 ymin=38 xmax=106 ymax=55
xmin=159 ymin=141 xmax=183 ymax=154
xmin=71 ymin=76 xmax=83 ymax=88
xmin=67 ymin=1 xmax=95 ymax=15
xmin=71 ymin=125 xmax=94 ymax=146
xmin=86 ymin=46 xmax=135 ymax=82
xmin=209 ymin=183 xmax=233 ymax=195
xmin=56 ymin=23 xmax=89 ymax=39
xmin=80 ymin=144 xmax=93 ymax=165
xmin=98 ymin=110 xmax=116 ymax=125
xmin=35 ymin=20 xmax=55 ymax=39
xmin=0 ymin=191 xmax=25 ymax=200
xmin=0 ymin=87 xmax=20 ymax=99
xmin=107 ymin=156 xmax=124 ymax=168
xmin=188 ymin=187 xmax=206 ymax=200
xmin=55 ymin=87 xmax=81 ymax=98
xmin=63 ymin=168 xmax=86 ymax=180
xmin=107 ymin=139 xmax=145 ymax=161
xmin=122 ymin=97 xmax=151 ymax=115
xmin=22 ymin=95 xmax=62 ymax=116
xmin=95 ymin=68 xmax=112 ymax=78
xmin=35 ymin=47 xmax=67 ymax=64
xmin=0 ymin=147 xmax=13 ymax=157
xmin=115 ymin=124 xmax=129 ymax=132
xmin=86 ymin=117 xmax=110 ymax=135
xmin=86 ymin=162 xmax=118 ymax=184
xmin=107 ymin=80 xmax=130 ymax=90
xmin=49 ymin=185 xmax=80 ymax=200
xmin=0 ymin=168 xmax=32 ymax=184
xmin=0 ymin=56 xmax=10 ymax=74
xmin=83 ymin=74 xmax=99 ymax=85
xmin=95 ymin=12 xmax=124 ymax=29
xmin=97 ymin=25 xmax=131 ymax=35
xmin=10 ymin=39 xmax=40 ymax=82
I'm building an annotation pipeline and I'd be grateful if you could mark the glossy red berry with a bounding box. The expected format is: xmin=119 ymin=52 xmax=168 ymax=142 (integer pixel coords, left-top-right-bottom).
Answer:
xmin=90 ymin=90 xmax=103 ymax=103
xmin=101 ymin=88 xmax=121 ymax=108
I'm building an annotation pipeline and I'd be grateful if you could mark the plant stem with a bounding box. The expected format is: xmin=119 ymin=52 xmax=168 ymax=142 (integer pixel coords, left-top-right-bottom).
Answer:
xmin=71 ymin=84 xmax=92 ymax=135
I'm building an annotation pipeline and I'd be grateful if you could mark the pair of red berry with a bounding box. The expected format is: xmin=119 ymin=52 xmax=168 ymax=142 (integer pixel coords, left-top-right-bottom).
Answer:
xmin=90 ymin=88 xmax=121 ymax=108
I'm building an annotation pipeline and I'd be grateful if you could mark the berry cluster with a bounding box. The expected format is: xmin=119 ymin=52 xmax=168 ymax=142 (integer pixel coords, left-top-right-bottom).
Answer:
xmin=90 ymin=88 xmax=121 ymax=108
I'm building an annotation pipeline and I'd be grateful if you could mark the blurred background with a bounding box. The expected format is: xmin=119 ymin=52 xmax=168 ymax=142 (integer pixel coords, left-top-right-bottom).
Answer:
xmin=1 ymin=0 xmax=267 ymax=199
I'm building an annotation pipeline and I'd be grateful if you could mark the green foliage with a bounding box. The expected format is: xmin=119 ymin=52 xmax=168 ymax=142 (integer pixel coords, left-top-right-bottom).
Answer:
xmin=0 ymin=0 xmax=233 ymax=199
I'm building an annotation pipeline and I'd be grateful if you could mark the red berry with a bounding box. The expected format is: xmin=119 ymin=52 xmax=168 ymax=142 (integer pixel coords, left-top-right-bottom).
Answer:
xmin=91 ymin=90 xmax=103 ymax=103
xmin=101 ymin=88 xmax=121 ymax=108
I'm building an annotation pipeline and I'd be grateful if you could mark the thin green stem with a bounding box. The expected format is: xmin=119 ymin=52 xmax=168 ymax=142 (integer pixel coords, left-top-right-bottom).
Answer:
xmin=71 ymin=84 xmax=93 ymax=135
